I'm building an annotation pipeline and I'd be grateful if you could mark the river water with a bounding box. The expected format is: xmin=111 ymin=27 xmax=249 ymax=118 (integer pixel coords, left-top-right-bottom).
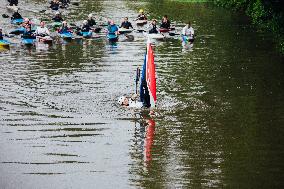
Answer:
xmin=1 ymin=0 xmax=284 ymax=188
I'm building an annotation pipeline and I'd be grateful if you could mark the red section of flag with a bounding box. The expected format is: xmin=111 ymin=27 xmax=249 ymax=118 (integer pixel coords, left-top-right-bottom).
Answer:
xmin=146 ymin=43 xmax=157 ymax=103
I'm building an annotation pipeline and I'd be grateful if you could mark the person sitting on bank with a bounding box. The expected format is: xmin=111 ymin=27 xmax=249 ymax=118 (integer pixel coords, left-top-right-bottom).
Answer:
xmin=120 ymin=17 xmax=133 ymax=29
xmin=11 ymin=8 xmax=23 ymax=20
xmin=137 ymin=9 xmax=147 ymax=20
xmin=182 ymin=21 xmax=195 ymax=44
xmin=160 ymin=15 xmax=171 ymax=29
xmin=35 ymin=21 xmax=50 ymax=37
xmin=52 ymin=12 xmax=63 ymax=22
xmin=87 ymin=14 xmax=96 ymax=27
xmin=148 ymin=19 xmax=158 ymax=34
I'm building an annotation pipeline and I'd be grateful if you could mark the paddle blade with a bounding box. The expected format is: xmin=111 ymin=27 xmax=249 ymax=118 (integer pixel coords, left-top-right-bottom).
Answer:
xmin=72 ymin=2 xmax=79 ymax=6
xmin=2 ymin=14 xmax=9 ymax=18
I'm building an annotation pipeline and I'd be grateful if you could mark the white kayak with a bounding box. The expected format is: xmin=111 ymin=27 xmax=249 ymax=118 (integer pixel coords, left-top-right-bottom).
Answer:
xmin=6 ymin=5 xmax=18 ymax=12
xmin=118 ymin=28 xmax=133 ymax=34
xmin=144 ymin=32 xmax=165 ymax=40
xmin=136 ymin=20 xmax=147 ymax=25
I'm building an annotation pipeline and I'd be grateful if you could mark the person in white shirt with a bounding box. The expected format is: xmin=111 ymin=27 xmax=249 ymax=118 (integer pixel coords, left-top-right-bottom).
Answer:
xmin=35 ymin=21 xmax=50 ymax=36
xmin=182 ymin=21 xmax=194 ymax=44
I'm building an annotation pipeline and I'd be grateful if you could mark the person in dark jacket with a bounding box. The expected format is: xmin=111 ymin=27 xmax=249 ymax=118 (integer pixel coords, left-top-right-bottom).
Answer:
xmin=120 ymin=17 xmax=133 ymax=29
xmin=160 ymin=15 xmax=171 ymax=29
xmin=50 ymin=0 xmax=60 ymax=10
xmin=87 ymin=14 xmax=96 ymax=27
xmin=148 ymin=19 xmax=158 ymax=34
xmin=52 ymin=12 xmax=63 ymax=22
xmin=11 ymin=9 xmax=23 ymax=20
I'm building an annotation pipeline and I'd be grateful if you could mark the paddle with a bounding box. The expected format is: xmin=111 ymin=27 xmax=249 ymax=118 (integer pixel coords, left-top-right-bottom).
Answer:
xmin=135 ymin=67 xmax=141 ymax=95
xmin=72 ymin=2 xmax=79 ymax=6
xmin=2 ymin=14 xmax=10 ymax=18
xmin=169 ymin=32 xmax=180 ymax=36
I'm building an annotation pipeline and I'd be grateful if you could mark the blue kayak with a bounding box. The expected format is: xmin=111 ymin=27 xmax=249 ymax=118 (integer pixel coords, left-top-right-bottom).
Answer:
xmin=60 ymin=32 xmax=73 ymax=39
xmin=0 ymin=39 xmax=11 ymax=47
xmin=11 ymin=18 xmax=24 ymax=25
xmin=78 ymin=31 xmax=92 ymax=38
xmin=10 ymin=27 xmax=26 ymax=35
xmin=22 ymin=38 xmax=36 ymax=45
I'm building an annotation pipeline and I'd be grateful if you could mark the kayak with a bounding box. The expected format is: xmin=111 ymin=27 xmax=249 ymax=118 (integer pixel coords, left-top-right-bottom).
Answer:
xmin=78 ymin=31 xmax=93 ymax=38
xmin=60 ymin=32 xmax=73 ymax=40
xmin=145 ymin=33 xmax=165 ymax=40
xmin=10 ymin=27 xmax=26 ymax=35
xmin=118 ymin=28 xmax=133 ymax=34
xmin=107 ymin=33 xmax=118 ymax=42
xmin=0 ymin=39 xmax=11 ymax=47
xmin=11 ymin=18 xmax=24 ymax=25
xmin=37 ymin=36 xmax=53 ymax=44
xmin=159 ymin=28 xmax=175 ymax=33
xmin=136 ymin=20 xmax=147 ymax=26
xmin=22 ymin=38 xmax=36 ymax=45
xmin=6 ymin=5 xmax=18 ymax=12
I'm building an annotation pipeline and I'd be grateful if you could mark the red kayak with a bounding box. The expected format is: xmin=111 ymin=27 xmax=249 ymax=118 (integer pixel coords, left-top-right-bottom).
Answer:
xmin=159 ymin=27 xmax=175 ymax=33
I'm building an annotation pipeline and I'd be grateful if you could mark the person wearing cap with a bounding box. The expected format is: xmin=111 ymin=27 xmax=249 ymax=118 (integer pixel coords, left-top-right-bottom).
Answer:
xmin=137 ymin=9 xmax=147 ymax=20
xmin=11 ymin=8 xmax=23 ymax=20
xmin=160 ymin=15 xmax=171 ymax=29
xmin=58 ymin=21 xmax=71 ymax=33
xmin=107 ymin=20 xmax=119 ymax=36
xmin=35 ymin=21 xmax=50 ymax=37
xmin=182 ymin=21 xmax=194 ymax=44
xmin=87 ymin=14 xmax=96 ymax=27
xmin=148 ymin=19 xmax=158 ymax=34
xmin=50 ymin=0 xmax=60 ymax=10
xmin=118 ymin=94 xmax=143 ymax=108
xmin=120 ymin=17 xmax=133 ymax=29
xmin=52 ymin=12 xmax=63 ymax=22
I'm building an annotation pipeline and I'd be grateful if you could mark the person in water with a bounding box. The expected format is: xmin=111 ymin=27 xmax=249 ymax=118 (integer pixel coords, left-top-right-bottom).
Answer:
xmin=80 ymin=20 xmax=91 ymax=32
xmin=22 ymin=18 xmax=31 ymax=29
xmin=107 ymin=20 xmax=119 ymax=36
xmin=87 ymin=14 xmax=96 ymax=27
xmin=137 ymin=9 xmax=147 ymax=20
xmin=11 ymin=8 xmax=23 ymax=20
xmin=148 ymin=19 xmax=158 ymax=34
xmin=58 ymin=21 xmax=71 ymax=33
xmin=160 ymin=15 xmax=171 ymax=29
xmin=35 ymin=21 xmax=50 ymax=36
xmin=22 ymin=26 xmax=35 ymax=39
xmin=120 ymin=17 xmax=133 ymax=29
xmin=8 ymin=0 xmax=18 ymax=6
xmin=182 ymin=21 xmax=195 ymax=44
xmin=50 ymin=0 xmax=60 ymax=10
xmin=52 ymin=12 xmax=63 ymax=22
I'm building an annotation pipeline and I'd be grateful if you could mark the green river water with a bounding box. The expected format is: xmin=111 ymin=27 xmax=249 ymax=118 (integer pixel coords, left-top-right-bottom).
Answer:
xmin=0 ymin=0 xmax=284 ymax=188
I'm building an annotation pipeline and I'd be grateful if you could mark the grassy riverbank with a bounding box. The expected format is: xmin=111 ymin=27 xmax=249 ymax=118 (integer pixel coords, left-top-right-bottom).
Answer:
xmin=170 ymin=0 xmax=284 ymax=54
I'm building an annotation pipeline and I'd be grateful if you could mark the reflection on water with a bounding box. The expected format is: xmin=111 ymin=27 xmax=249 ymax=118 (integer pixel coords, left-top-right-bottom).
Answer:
xmin=1 ymin=0 xmax=284 ymax=188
